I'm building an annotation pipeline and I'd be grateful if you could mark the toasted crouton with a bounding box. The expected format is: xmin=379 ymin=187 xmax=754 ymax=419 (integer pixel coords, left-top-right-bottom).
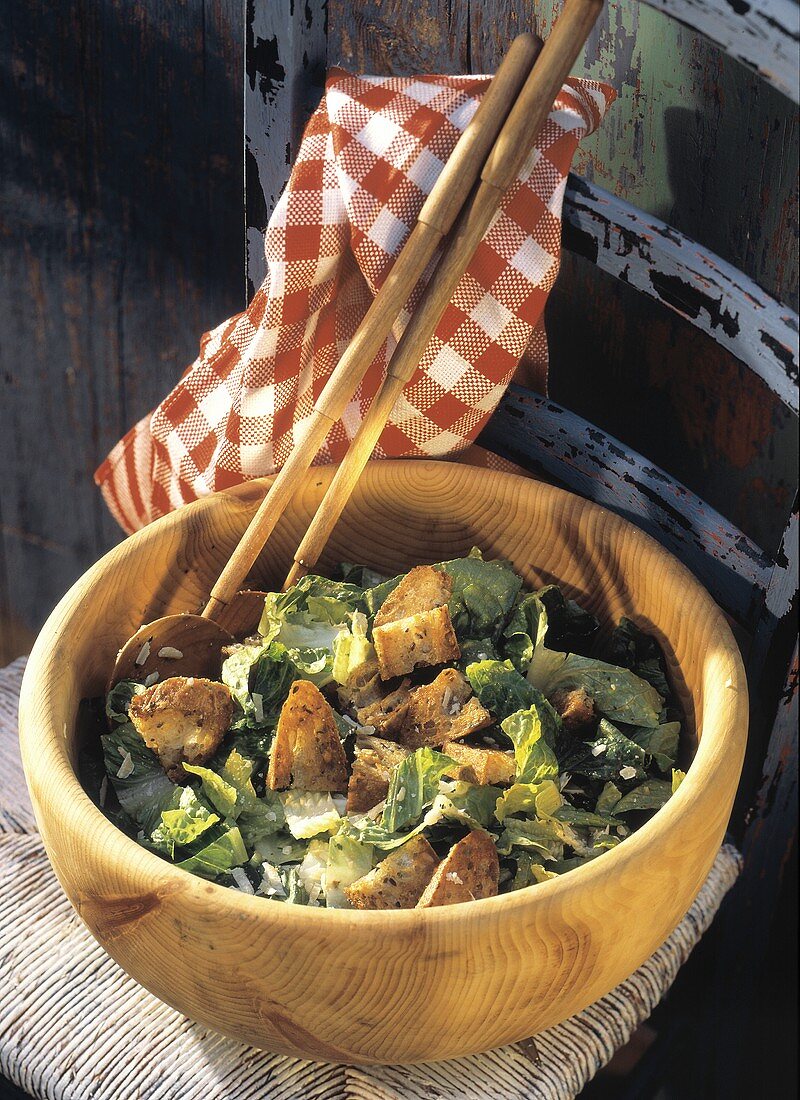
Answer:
xmin=346 ymin=735 xmax=411 ymax=813
xmin=373 ymin=606 xmax=460 ymax=680
xmin=356 ymin=682 xmax=412 ymax=738
xmin=416 ymin=830 xmax=500 ymax=908
xmin=267 ymin=680 xmax=349 ymax=792
xmin=129 ymin=676 xmax=233 ymax=781
xmin=442 ymin=741 xmax=515 ymax=786
xmin=399 ymin=669 xmax=492 ymax=749
xmin=345 ymin=835 xmax=440 ymax=910
xmin=373 ymin=565 xmax=452 ymax=628
xmin=337 ymin=670 xmax=385 ymax=712
xmin=549 ymin=686 xmax=596 ymax=733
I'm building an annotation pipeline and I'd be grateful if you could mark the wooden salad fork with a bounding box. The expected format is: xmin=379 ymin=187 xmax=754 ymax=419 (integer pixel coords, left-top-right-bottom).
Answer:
xmin=111 ymin=0 xmax=603 ymax=688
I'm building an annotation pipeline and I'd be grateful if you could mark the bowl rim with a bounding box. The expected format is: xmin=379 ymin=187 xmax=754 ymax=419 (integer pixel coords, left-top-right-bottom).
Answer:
xmin=19 ymin=460 xmax=749 ymax=929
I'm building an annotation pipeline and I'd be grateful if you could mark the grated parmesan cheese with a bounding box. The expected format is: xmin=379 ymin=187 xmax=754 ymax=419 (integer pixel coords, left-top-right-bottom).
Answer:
xmin=445 ymin=871 xmax=464 ymax=885
xmin=134 ymin=640 xmax=151 ymax=666
xmin=116 ymin=752 xmax=134 ymax=779
xmin=157 ymin=646 xmax=183 ymax=660
xmin=252 ymin=692 xmax=264 ymax=724
xmin=143 ymin=671 xmax=159 ymax=687
xmin=230 ymin=867 xmax=255 ymax=894
xmin=591 ymin=742 xmax=607 ymax=757
xmin=619 ymin=765 xmax=638 ymax=780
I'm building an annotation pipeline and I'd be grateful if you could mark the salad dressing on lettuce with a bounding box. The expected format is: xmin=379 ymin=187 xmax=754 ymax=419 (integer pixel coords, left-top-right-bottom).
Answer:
xmin=92 ymin=550 xmax=686 ymax=910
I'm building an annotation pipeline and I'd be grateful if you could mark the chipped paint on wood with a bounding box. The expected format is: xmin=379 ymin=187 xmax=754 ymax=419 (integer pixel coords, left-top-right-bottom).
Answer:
xmin=640 ymin=0 xmax=800 ymax=102
xmin=562 ymin=174 xmax=800 ymax=413
xmin=245 ymin=0 xmax=328 ymax=294
xmin=479 ymin=386 xmax=775 ymax=627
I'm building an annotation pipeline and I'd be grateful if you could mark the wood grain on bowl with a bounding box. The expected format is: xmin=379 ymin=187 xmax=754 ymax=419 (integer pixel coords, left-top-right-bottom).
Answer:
xmin=17 ymin=461 xmax=747 ymax=1064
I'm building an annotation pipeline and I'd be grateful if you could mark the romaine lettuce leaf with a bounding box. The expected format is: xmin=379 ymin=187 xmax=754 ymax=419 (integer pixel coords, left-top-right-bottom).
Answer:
xmin=332 ymin=611 xmax=376 ymax=686
xmin=380 ymin=747 xmax=456 ymax=834
xmin=159 ymin=786 xmax=219 ymax=846
xmin=336 ymin=562 xmax=391 ymax=590
xmin=326 ymin=823 xmax=375 ymax=907
xmin=222 ymin=640 xmax=301 ymax=730
xmin=443 ymin=780 xmax=502 ymax=827
xmin=439 ymin=549 xmax=522 ymax=642
xmin=595 ymin=781 xmax=623 ymax=814
xmin=495 ymin=778 xmax=562 ymax=823
xmin=625 ymin=721 xmax=681 ymax=773
xmin=611 ymin=779 xmax=674 ymax=814
xmin=496 ymin=817 xmax=565 ymax=861
xmin=511 ymin=851 xmax=560 ymax=889
xmin=254 ymin=833 xmax=308 ymax=865
xmin=101 ymin=723 xmax=175 ymax=833
xmin=605 ymin=617 xmax=673 ymax=705
xmin=557 ymin=719 xmax=648 ymax=781
xmin=535 ymin=654 xmax=664 ymax=728
xmin=176 ymin=823 xmax=248 ymax=879
xmin=465 ymin=659 xmax=549 ymax=722
xmin=106 ymin=679 xmax=146 ymax=726
xmin=500 ymin=703 xmax=561 ymax=781
xmin=532 ymin=586 xmax=599 ymax=656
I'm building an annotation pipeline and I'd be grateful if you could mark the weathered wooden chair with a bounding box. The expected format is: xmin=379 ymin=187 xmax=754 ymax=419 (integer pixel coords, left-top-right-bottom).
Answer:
xmin=245 ymin=0 xmax=798 ymax=1094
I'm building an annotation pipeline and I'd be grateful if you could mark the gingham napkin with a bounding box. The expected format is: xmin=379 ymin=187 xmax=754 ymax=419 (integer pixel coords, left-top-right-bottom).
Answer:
xmin=96 ymin=69 xmax=614 ymax=533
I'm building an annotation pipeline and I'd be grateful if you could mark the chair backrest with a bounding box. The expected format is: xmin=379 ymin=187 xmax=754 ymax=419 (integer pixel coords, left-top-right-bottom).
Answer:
xmin=243 ymin=4 xmax=798 ymax=992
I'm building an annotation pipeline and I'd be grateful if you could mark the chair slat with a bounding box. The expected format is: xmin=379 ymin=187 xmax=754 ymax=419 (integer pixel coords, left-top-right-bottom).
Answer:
xmin=562 ymin=175 xmax=800 ymax=415
xmin=640 ymin=0 xmax=800 ymax=102
xmin=479 ymin=385 xmax=774 ymax=628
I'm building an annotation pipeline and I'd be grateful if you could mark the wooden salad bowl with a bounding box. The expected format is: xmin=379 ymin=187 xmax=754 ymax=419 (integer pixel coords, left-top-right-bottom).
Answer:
xmin=18 ymin=461 xmax=748 ymax=1065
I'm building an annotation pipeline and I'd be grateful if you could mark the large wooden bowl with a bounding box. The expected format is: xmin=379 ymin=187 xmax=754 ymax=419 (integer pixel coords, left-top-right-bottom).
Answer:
xmin=19 ymin=461 xmax=747 ymax=1064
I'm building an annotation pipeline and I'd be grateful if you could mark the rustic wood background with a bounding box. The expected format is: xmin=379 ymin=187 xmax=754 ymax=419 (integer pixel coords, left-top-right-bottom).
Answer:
xmin=1 ymin=0 xmax=798 ymax=665
xmin=0 ymin=0 xmax=244 ymax=661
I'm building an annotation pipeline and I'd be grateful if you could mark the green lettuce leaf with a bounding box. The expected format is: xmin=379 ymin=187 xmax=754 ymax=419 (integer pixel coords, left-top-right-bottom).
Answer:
xmin=176 ymin=823 xmax=248 ymax=879
xmin=533 ymin=586 xmax=599 ymax=656
xmin=496 ymin=817 xmax=565 ymax=861
xmin=106 ymin=679 xmax=145 ymax=726
xmin=595 ymin=781 xmax=623 ymax=814
xmin=495 ymin=779 xmax=562 ymax=824
xmin=336 ymin=562 xmax=391 ymax=590
xmin=101 ymin=723 xmax=175 ymax=833
xmin=557 ymin=718 xmax=648 ymax=781
xmin=159 ymin=786 xmax=219 ymax=846
xmin=466 ymin=659 xmax=550 ymax=722
xmin=536 ymin=654 xmax=664 ymax=728
xmin=326 ymin=823 xmax=375 ymax=907
xmin=511 ymin=852 xmax=560 ymax=889
xmin=331 ymin=611 xmax=377 ymax=686
xmin=501 ymin=703 xmax=561 ymax=782
xmin=612 ymin=779 xmax=674 ymax=814
xmin=443 ymin=780 xmax=502 ymax=827
xmin=185 ymin=750 xmax=285 ymax=845
xmin=605 ymin=617 xmax=673 ymax=706
xmin=253 ymin=833 xmax=308 ymax=865
xmin=439 ymin=549 xmax=522 ymax=643
xmin=625 ymin=721 xmax=681 ymax=773
xmin=380 ymin=747 xmax=456 ymax=834
xmin=222 ymin=640 xmax=301 ymax=730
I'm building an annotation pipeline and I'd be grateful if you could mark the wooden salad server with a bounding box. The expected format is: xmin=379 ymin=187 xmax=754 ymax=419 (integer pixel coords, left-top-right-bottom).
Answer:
xmin=285 ymin=0 xmax=606 ymax=589
xmin=110 ymin=31 xmax=542 ymax=688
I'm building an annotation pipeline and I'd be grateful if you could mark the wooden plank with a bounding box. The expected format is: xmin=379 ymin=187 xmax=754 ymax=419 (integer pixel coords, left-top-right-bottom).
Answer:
xmin=640 ymin=0 xmax=800 ymax=103
xmin=478 ymin=386 xmax=775 ymax=626
xmin=0 ymin=0 xmax=244 ymax=644
xmin=562 ymin=175 xmax=800 ymax=414
xmin=245 ymin=0 xmax=328 ymax=295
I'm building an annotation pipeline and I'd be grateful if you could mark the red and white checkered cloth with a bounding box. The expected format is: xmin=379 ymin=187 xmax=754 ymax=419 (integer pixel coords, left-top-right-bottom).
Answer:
xmin=96 ymin=69 xmax=614 ymax=533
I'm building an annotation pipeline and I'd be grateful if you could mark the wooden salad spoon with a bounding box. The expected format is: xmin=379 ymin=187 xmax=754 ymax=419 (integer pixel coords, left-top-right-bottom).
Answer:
xmin=110 ymin=30 xmax=543 ymax=688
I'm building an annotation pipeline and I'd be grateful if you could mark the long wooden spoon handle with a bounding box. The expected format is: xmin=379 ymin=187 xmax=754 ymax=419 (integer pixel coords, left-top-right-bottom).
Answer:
xmin=200 ymin=32 xmax=541 ymax=620
xmin=283 ymin=0 xmax=603 ymax=589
